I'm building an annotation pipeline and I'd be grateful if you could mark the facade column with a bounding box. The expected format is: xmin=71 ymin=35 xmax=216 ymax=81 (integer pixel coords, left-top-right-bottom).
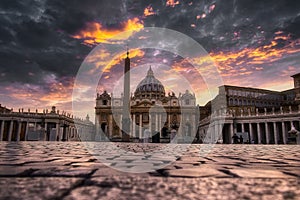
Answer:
xmin=149 ymin=114 xmax=152 ymax=134
xmin=132 ymin=114 xmax=136 ymax=137
xmin=265 ymin=122 xmax=269 ymax=144
xmin=8 ymin=120 xmax=13 ymax=142
xmin=130 ymin=114 xmax=132 ymax=137
xmin=273 ymin=122 xmax=278 ymax=144
xmin=249 ymin=123 xmax=253 ymax=143
xmin=257 ymin=123 xmax=261 ymax=144
xmin=25 ymin=122 xmax=29 ymax=141
xmin=155 ymin=113 xmax=158 ymax=133
xmin=17 ymin=121 xmax=22 ymax=142
xmin=0 ymin=120 xmax=4 ymax=141
xmin=158 ymin=114 xmax=162 ymax=133
xmin=282 ymin=122 xmax=286 ymax=144
xmin=230 ymin=122 xmax=234 ymax=144
xmin=109 ymin=114 xmax=113 ymax=138
xmin=241 ymin=123 xmax=245 ymax=133
xmin=119 ymin=114 xmax=122 ymax=137
xmin=139 ymin=113 xmax=142 ymax=139
xmin=168 ymin=113 xmax=171 ymax=129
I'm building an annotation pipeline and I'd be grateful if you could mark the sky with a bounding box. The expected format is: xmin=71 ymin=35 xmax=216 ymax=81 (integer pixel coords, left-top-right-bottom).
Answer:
xmin=0 ymin=0 xmax=300 ymax=120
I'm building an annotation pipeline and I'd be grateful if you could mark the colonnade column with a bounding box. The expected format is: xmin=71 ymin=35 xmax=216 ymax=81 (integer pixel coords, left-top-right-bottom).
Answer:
xmin=214 ymin=121 xmax=218 ymax=142
xmin=230 ymin=123 xmax=234 ymax=144
xmin=0 ymin=120 xmax=4 ymax=141
xmin=249 ymin=123 xmax=253 ymax=143
xmin=56 ymin=123 xmax=60 ymax=141
xmin=8 ymin=121 xmax=13 ymax=142
xmin=44 ymin=122 xmax=48 ymax=141
xmin=265 ymin=122 xmax=269 ymax=144
xmin=257 ymin=123 xmax=261 ymax=144
xmin=273 ymin=122 xmax=278 ymax=144
xmin=25 ymin=122 xmax=29 ymax=141
xmin=218 ymin=122 xmax=223 ymax=142
xmin=95 ymin=115 xmax=100 ymax=139
xmin=17 ymin=121 xmax=22 ymax=141
xmin=282 ymin=122 xmax=286 ymax=144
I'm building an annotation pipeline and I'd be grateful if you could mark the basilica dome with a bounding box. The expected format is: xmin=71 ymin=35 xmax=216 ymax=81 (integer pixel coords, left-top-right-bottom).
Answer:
xmin=134 ymin=67 xmax=165 ymax=99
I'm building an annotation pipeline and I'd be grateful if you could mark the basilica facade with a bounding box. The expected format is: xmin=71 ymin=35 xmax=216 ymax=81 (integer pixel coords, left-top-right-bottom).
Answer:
xmin=95 ymin=60 xmax=199 ymax=142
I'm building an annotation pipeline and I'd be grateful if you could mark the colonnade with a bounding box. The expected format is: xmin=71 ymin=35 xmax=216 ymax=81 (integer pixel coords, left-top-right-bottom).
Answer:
xmin=200 ymin=118 xmax=300 ymax=144
xmin=0 ymin=120 xmax=83 ymax=142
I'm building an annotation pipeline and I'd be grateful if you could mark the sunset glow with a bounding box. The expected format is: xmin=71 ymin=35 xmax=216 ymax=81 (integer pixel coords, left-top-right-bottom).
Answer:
xmin=0 ymin=0 xmax=299 ymax=120
xmin=144 ymin=5 xmax=156 ymax=17
xmin=72 ymin=18 xmax=144 ymax=45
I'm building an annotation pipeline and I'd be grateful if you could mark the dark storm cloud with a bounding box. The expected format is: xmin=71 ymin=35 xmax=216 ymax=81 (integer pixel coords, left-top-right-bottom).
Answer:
xmin=0 ymin=0 xmax=299 ymax=111
xmin=45 ymin=0 xmax=130 ymax=33
xmin=140 ymin=0 xmax=300 ymax=52
xmin=0 ymin=0 xmax=92 ymax=86
xmin=0 ymin=0 xmax=143 ymax=87
xmin=1 ymin=0 xmax=298 ymax=86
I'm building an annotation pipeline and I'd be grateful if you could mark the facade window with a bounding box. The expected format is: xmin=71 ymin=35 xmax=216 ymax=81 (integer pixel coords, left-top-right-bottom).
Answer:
xmin=103 ymin=100 xmax=107 ymax=105
xmin=185 ymin=99 xmax=190 ymax=105
xmin=143 ymin=113 xmax=149 ymax=122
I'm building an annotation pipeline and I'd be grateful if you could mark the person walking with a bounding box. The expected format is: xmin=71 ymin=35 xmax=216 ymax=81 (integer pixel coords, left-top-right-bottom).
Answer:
xmin=239 ymin=135 xmax=243 ymax=144
xmin=232 ymin=133 xmax=239 ymax=144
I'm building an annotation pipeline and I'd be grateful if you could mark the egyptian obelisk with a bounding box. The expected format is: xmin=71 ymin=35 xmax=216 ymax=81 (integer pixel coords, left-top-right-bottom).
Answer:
xmin=122 ymin=50 xmax=130 ymax=142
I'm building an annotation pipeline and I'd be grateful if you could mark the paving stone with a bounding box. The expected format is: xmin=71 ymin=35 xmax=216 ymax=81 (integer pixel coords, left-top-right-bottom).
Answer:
xmin=0 ymin=142 xmax=299 ymax=199
xmin=32 ymin=167 xmax=94 ymax=177
xmin=164 ymin=168 xmax=230 ymax=178
xmin=229 ymin=169 xmax=295 ymax=178
xmin=0 ymin=177 xmax=82 ymax=200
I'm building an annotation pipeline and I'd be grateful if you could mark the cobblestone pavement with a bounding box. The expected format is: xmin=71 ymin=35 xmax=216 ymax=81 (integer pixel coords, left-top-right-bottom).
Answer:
xmin=0 ymin=142 xmax=299 ymax=200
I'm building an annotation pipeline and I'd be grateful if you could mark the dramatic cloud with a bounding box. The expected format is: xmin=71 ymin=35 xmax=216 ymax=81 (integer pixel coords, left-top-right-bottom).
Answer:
xmin=0 ymin=0 xmax=300 ymax=120
xmin=72 ymin=18 xmax=144 ymax=45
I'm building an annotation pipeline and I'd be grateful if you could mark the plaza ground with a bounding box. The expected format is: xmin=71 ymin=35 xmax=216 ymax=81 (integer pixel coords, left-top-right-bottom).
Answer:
xmin=0 ymin=142 xmax=299 ymax=200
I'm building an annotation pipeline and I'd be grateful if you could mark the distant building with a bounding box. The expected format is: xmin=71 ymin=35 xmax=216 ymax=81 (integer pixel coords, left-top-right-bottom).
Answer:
xmin=0 ymin=105 xmax=95 ymax=142
xmin=95 ymin=53 xmax=199 ymax=142
xmin=198 ymin=74 xmax=300 ymax=145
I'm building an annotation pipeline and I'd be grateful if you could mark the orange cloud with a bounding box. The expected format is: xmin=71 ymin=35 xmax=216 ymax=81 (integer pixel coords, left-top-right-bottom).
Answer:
xmin=144 ymin=5 xmax=155 ymax=17
xmin=210 ymin=36 xmax=300 ymax=75
xmin=72 ymin=18 xmax=144 ymax=45
xmin=166 ymin=0 xmax=179 ymax=7
xmin=103 ymin=49 xmax=145 ymax=73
